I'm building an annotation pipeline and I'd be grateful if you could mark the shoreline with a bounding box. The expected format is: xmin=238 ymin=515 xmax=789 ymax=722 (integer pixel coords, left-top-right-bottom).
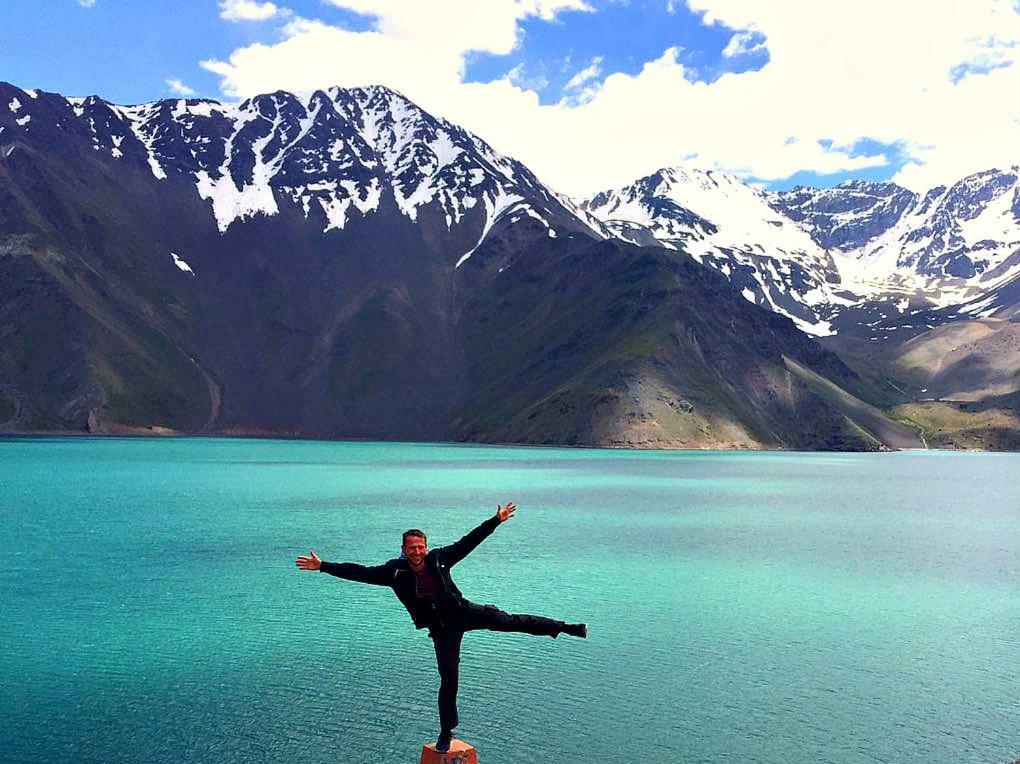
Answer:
xmin=0 ymin=428 xmax=1014 ymax=453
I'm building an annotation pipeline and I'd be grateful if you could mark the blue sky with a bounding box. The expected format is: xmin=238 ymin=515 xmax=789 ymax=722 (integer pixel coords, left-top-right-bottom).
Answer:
xmin=1 ymin=1 xmax=300 ymax=103
xmin=464 ymin=0 xmax=769 ymax=101
xmin=2 ymin=1 xmax=1016 ymax=194
xmin=4 ymin=1 xmax=765 ymax=103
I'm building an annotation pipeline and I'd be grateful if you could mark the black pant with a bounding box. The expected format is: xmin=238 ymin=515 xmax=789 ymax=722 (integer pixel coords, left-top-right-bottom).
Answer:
xmin=428 ymin=601 xmax=566 ymax=733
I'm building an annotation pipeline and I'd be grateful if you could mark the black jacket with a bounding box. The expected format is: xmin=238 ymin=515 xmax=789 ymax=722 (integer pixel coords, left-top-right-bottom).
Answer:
xmin=319 ymin=514 xmax=501 ymax=629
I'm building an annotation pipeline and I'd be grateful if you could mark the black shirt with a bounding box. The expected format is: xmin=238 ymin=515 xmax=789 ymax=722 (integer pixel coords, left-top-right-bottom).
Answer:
xmin=414 ymin=565 xmax=441 ymax=602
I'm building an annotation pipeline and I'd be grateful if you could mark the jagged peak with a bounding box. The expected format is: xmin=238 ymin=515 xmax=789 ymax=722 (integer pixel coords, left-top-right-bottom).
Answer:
xmin=834 ymin=178 xmax=904 ymax=192
xmin=951 ymin=166 xmax=1018 ymax=188
xmin=48 ymin=84 xmax=424 ymax=120
xmin=646 ymin=164 xmax=745 ymax=188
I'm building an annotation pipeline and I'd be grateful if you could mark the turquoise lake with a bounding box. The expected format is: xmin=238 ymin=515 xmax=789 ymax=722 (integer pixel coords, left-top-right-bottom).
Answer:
xmin=1 ymin=437 xmax=1017 ymax=764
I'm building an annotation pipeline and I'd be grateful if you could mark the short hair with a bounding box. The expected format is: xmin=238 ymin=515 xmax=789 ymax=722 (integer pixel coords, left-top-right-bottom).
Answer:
xmin=402 ymin=529 xmax=427 ymax=546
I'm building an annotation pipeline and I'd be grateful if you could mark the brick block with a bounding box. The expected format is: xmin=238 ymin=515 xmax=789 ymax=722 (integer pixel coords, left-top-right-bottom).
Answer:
xmin=419 ymin=738 xmax=478 ymax=764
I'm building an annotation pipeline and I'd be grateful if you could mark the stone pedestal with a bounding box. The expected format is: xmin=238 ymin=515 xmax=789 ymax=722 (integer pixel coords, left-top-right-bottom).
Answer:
xmin=419 ymin=738 xmax=478 ymax=764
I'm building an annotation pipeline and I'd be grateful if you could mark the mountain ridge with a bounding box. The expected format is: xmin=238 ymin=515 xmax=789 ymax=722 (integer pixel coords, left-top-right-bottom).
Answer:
xmin=580 ymin=163 xmax=1020 ymax=339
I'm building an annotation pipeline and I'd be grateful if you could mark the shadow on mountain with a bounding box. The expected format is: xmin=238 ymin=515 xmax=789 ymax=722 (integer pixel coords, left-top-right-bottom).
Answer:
xmin=452 ymin=233 xmax=907 ymax=450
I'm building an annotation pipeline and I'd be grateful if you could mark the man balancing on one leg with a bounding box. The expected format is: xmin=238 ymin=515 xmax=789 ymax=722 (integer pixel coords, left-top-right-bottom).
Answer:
xmin=295 ymin=502 xmax=587 ymax=753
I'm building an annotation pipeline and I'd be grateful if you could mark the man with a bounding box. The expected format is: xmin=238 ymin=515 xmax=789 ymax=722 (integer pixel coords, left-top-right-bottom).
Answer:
xmin=295 ymin=502 xmax=587 ymax=753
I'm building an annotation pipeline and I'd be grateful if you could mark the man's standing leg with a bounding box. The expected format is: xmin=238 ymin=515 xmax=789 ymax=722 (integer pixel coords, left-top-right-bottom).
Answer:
xmin=430 ymin=628 xmax=464 ymax=748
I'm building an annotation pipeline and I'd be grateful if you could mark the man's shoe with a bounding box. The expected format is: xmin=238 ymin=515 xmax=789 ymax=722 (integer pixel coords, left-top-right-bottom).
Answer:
xmin=564 ymin=622 xmax=588 ymax=638
xmin=436 ymin=730 xmax=453 ymax=753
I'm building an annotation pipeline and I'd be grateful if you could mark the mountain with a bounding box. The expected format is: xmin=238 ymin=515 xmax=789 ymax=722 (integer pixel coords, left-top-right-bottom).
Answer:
xmin=770 ymin=172 xmax=1020 ymax=446
xmin=581 ymin=165 xmax=1020 ymax=337
xmin=1 ymin=82 xmax=601 ymax=439
xmin=581 ymin=164 xmax=1020 ymax=448
xmin=771 ymin=169 xmax=1020 ymax=329
xmin=767 ymin=179 xmax=918 ymax=253
xmin=5 ymin=84 xmax=607 ymax=250
xmin=454 ymin=233 xmax=921 ymax=450
xmin=771 ymin=170 xmax=1020 ymax=283
xmin=0 ymin=81 xmax=922 ymax=450
xmin=581 ymin=167 xmax=845 ymax=336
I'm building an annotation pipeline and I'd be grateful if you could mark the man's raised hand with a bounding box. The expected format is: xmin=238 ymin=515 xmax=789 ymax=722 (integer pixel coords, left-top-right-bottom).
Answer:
xmin=296 ymin=550 xmax=321 ymax=571
xmin=496 ymin=502 xmax=517 ymax=522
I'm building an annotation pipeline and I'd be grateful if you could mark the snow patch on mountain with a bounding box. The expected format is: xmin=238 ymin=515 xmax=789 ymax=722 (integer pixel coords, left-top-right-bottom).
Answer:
xmin=170 ymin=252 xmax=195 ymax=275
xmin=959 ymin=180 xmax=1017 ymax=249
xmin=455 ymin=189 xmax=525 ymax=268
xmin=309 ymin=178 xmax=382 ymax=232
xmin=118 ymin=102 xmax=168 ymax=180
xmin=195 ymin=167 xmax=279 ymax=232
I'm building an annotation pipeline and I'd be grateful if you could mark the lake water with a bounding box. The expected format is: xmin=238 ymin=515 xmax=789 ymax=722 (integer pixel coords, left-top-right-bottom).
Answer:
xmin=1 ymin=437 xmax=1017 ymax=764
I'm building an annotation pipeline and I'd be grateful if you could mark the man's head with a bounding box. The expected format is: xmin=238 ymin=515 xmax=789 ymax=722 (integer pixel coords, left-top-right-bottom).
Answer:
xmin=402 ymin=529 xmax=428 ymax=567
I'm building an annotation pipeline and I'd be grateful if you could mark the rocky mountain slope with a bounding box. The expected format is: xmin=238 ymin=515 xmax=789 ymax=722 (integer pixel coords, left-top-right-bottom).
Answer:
xmin=580 ymin=164 xmax=1020 ymax=449
xmin=454 ymin=231 xmax=920 ymax=450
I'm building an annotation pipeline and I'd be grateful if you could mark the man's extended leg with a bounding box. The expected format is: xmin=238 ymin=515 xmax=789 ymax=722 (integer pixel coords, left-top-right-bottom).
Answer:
xmin=429 ymin=628 xmax=464 ymax=738
xmin=459 ymin=602 xmax=585 ymax=638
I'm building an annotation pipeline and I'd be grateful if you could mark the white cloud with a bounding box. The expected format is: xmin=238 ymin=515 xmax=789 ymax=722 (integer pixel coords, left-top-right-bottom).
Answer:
xmin=684 ymin=0 xmax=1020 ymax=190
xmin=507 ymin=64 xmax=549 ymax=92
xmin=721 ymin=30 xmax=763 ymax=58
xmin=560 ymin=56 xmax=604 ymax=105
xmin=78 ymin=0 xmax=97 ymax=7
xmin=563 ymin=56 xmax=603 ymax=91
xmin=219 ymin=0 xmax=280 ymax=22
xmin=200 ymin=0 xmax=1020 ymax=195
xmin=166 ymin=78 xmax=197 ymax=97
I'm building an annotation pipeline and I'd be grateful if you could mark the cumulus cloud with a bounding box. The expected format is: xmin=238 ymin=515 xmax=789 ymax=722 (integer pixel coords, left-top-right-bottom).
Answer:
xmin=561 ymin=56 xmax=604 ymax=105
xmin=686 ymin=0 xmax=1020 ymax=190
xmin=166 ymin=78 xmax=197 ymax=97
xmin=199 ymin=0 xmax=1020 ymax=195
xmin=507 ymin=64 xmax=549 ymax=92
xmin=563 ymin=56 xmax=603 ymax=91
xmin=219 ymin=0 xmax=281 ymax=22
xmin=721 ymin=30 xmax=763 ymax=58
xmin=77 ymin=0 xmax=97 ymax=7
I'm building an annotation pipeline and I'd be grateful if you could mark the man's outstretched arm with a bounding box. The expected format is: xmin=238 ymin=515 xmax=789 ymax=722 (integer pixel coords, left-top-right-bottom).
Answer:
xmin=439 ymin=502 xmax=516 ymax=567
xmin=295 ymin=550 xmax=391 ymax=585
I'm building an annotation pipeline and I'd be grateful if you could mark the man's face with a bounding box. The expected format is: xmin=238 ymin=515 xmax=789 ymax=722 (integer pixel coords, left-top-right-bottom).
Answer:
xmin=402 ymin=535 xmax=427 ymax=566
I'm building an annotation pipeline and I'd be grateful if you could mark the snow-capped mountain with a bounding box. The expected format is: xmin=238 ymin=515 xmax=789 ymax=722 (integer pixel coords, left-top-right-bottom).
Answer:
xmin=581 ymin=167 xmax=850 ymax=334
xmin=769 ymin=180 xmax=917 ymax=252
xmin=6 ymin=82 xmax=1013 ymax=339
xmin=771 ymin=169 xmax=1020 ymax=310
xmin=581 ymin=166 xmax=1020 ymax=335
xmin=2 ymin=80 xmax=905 ymax=451
xmin=2 ymin=84 xmax=606 ymax=265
